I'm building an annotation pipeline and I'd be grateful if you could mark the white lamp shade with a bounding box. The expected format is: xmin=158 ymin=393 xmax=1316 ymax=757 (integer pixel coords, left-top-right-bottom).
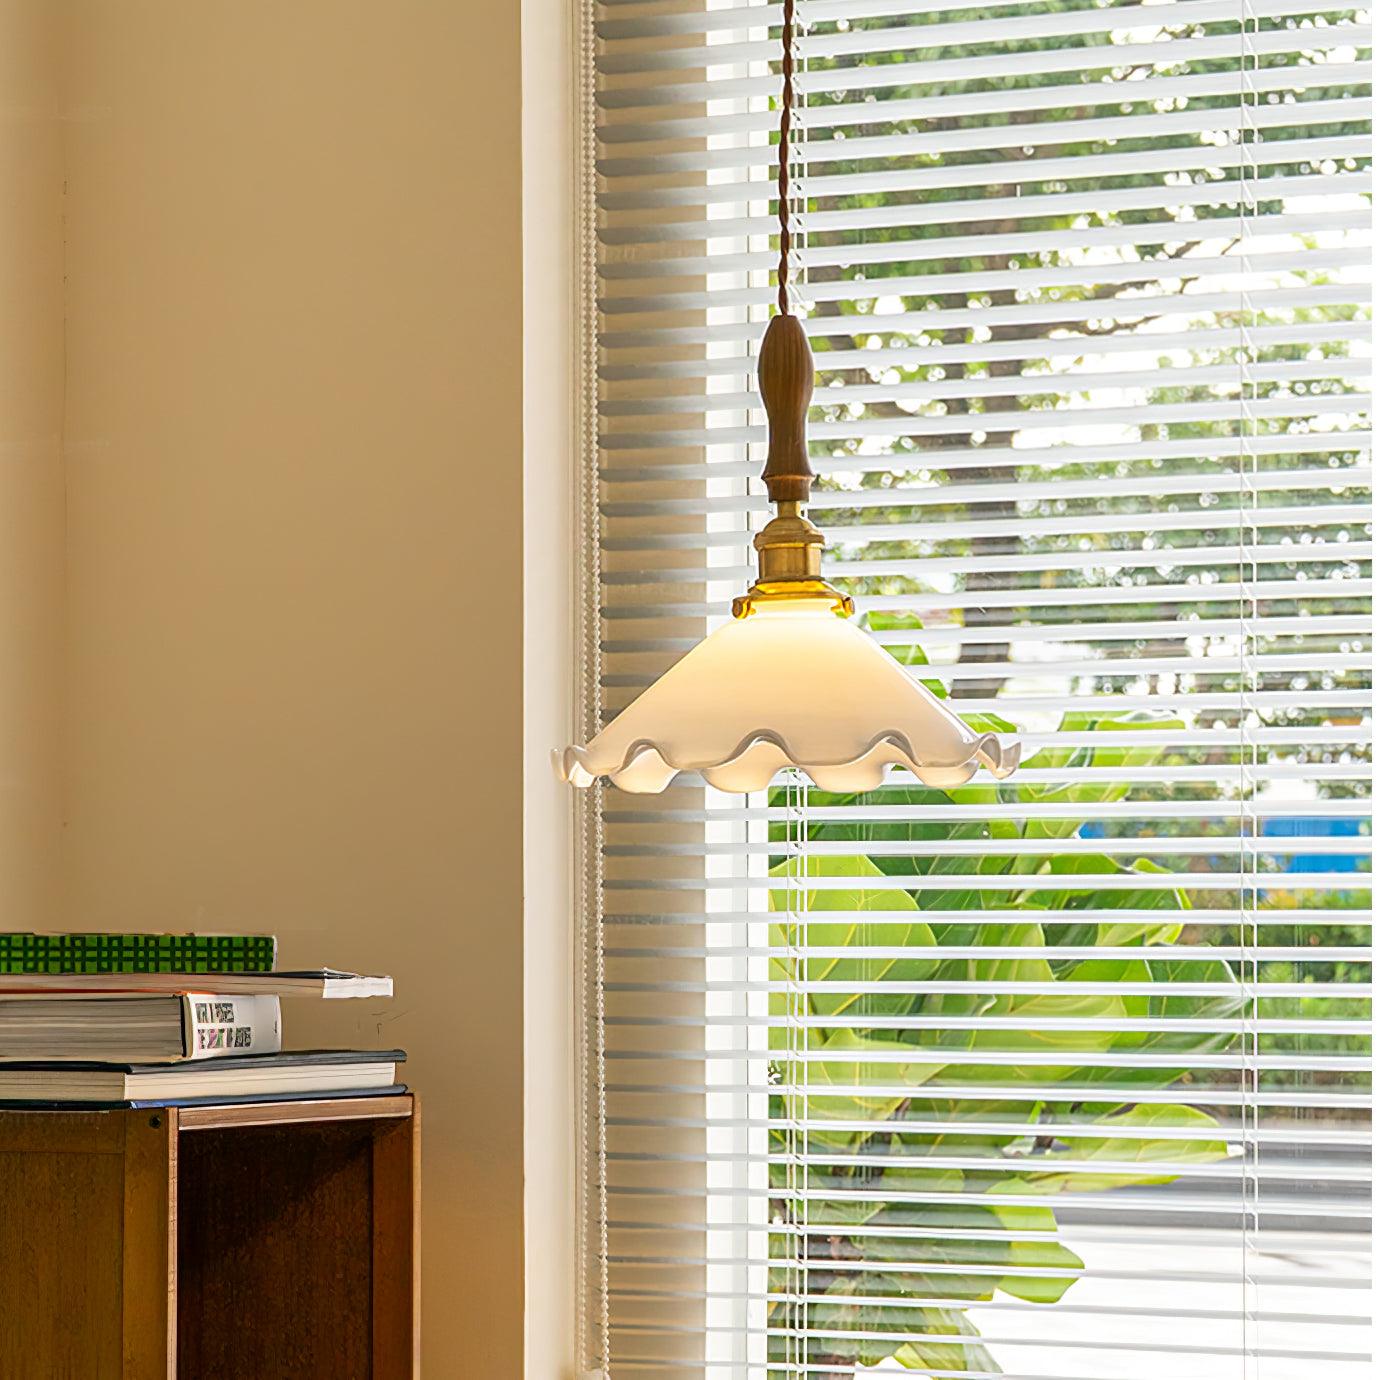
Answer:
xmin=557 ymin=600 xmax=1020 ymax=794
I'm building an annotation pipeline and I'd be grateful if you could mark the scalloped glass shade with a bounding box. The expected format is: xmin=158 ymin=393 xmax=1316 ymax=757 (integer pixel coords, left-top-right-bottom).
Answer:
xmin=557 ymin=600 xmax=1021 ymax=794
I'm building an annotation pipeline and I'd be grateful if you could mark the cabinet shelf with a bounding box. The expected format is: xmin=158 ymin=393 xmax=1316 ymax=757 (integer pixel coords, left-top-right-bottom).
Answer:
xmin=0 ymin=1094 xmax=419 ymax=1378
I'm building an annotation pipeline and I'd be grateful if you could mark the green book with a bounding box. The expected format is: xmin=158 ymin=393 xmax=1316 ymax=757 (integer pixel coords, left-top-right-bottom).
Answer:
xmin=0 ymin=933 xmax=277 ymax=975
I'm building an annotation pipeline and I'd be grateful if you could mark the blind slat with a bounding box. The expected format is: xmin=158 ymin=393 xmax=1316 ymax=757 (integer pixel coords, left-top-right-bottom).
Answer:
xmin=600 ymin=0 xmax=1330 ymax=70
xmin=604 ymin=68 xmax=1373 ymax=151
xmin=599 ymin=24 xmax=1372 ymax=106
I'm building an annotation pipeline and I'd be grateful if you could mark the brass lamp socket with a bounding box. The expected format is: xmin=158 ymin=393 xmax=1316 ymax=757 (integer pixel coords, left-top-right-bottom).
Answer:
xmin=754 ymin=507 xmax=824 ymax=582
xmin=732 ymin=505 xmax=855 ymax=619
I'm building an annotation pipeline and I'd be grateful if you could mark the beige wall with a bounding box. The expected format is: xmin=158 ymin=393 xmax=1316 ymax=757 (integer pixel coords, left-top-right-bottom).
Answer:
xmin=0 ymin=1 xmax=66 ymax=928
xmin=2 ymin=2 xmax=562 ymax=1373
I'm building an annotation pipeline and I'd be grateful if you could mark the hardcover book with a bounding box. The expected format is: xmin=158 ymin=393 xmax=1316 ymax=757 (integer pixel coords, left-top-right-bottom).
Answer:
xmin=0 ymin=1048 xmax=405 ymax=1103
xmin=0 ymin=932 xmax=277 ymax=975
xmin=0 ymin=968 xmax=391 ymax=999
xmin=0 ymin=992 xmax=282 ymax=1062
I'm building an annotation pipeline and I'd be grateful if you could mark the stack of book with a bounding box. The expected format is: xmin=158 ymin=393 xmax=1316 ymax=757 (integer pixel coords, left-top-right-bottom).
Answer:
xmin=0 ymin=931 xmax=403 ymax=1107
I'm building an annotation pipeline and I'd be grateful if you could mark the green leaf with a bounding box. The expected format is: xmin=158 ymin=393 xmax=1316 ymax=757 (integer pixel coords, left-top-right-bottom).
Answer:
xmin=806 ymin=1274 xmax=925 ymax=1366
xmin=1096 ymin=907 xmax=1185 ymax=948
xmin=781 ymin=1027 xmax=947 ymax=1132
xmin=959 ymin=709 xmax=1019 ymax=736
xmin=768 ymin=853 xmax=938 ymax=1020
xmin=893 ymin=1311 xmax=997 ymax=1374
xmin=982 ymin=1193 xmax=1084 ymax=1304
xmin=1015 ymin=1104 xmax=1230 ymax=1193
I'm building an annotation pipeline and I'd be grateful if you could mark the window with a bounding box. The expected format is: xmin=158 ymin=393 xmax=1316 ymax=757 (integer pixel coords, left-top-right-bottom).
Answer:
xmin=577 ymin=2 xmax=1371 ymax=1377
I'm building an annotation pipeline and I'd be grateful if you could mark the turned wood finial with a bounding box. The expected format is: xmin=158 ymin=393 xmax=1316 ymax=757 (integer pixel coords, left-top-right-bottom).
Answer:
xmin=758 ymin=313 xmax=815 ymax=508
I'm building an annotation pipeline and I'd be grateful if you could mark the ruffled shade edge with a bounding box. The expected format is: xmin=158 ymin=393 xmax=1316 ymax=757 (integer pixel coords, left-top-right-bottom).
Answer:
xmin=555 ymin=728 xmax=1021 ymax=794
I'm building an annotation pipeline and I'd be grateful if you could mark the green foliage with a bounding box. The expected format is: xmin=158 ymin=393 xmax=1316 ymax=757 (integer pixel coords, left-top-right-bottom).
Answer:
xmin=763 ymin=706 xmax=1236 ymax=1376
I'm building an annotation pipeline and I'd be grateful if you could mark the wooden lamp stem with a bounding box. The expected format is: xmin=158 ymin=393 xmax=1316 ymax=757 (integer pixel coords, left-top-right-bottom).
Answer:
xmin=758 ymin=313 xmax=816 ymax=507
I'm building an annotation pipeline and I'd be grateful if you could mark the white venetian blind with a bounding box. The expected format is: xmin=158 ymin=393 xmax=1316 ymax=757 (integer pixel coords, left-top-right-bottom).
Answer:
xmin=579 ymin=2 xmax=1372 ymax=1377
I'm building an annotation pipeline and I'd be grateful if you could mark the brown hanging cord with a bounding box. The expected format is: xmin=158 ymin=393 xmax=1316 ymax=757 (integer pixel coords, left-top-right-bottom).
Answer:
xmin=777 ymin=0 xmax=796 ymax=316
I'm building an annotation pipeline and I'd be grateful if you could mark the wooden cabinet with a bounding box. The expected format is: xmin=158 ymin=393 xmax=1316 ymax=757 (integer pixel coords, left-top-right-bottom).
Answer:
xmin=0 ymin=1095 xmax=419 ymax=1378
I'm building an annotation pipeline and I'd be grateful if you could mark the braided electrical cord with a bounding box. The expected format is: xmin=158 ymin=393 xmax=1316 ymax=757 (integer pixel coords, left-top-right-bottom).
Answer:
xmin=777 ymin=0 xmax=796 ymax=316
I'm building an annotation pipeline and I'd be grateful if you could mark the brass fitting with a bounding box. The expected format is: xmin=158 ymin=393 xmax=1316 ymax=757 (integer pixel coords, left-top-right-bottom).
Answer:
xmin=732 ymin=503 xmax=854 ymax=620
xmin=754 ymin=503 xmax=823 ymax=582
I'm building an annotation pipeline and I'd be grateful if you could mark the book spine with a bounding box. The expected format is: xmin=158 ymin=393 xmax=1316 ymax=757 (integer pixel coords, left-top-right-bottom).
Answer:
xmin=180 ymin=994 xmax=282 ymax=1060
xmin=0 ymin=933 xmax=278 ymax=975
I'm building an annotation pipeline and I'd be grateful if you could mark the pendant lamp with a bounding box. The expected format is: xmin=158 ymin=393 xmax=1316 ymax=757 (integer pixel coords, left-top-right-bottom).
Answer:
xmin=558 ymin=2 xmax=1021 ymax=796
